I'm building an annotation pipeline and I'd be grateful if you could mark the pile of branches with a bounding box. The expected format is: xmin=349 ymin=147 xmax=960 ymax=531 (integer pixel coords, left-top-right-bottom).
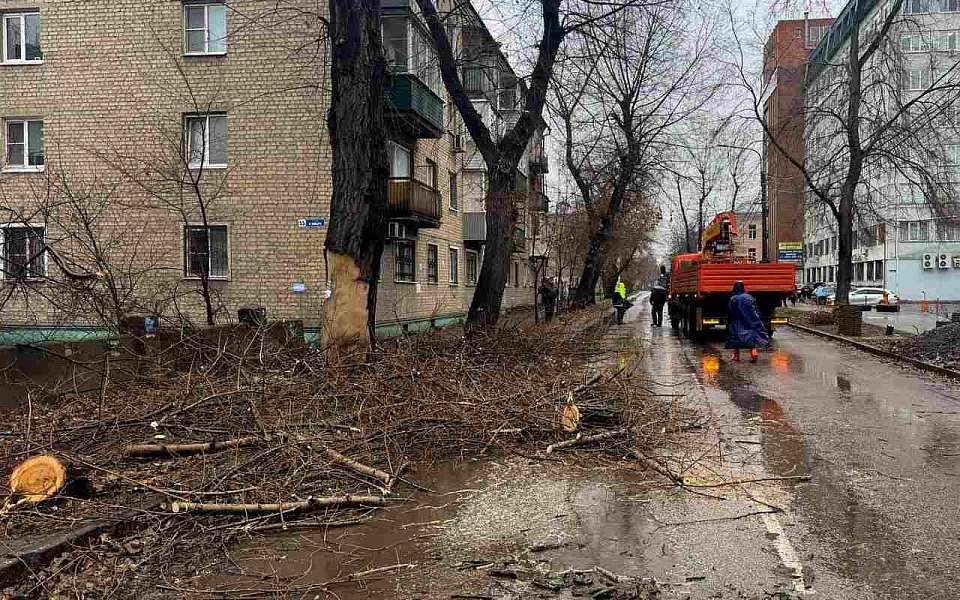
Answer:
xmin=0 ymin=308 xmax=688 ymax=596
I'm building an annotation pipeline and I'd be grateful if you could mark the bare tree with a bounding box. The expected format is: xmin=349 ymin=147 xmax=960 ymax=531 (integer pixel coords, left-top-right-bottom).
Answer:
xmin=553 ymin=2 xmax=717 ymax=303
xmin=323 ymin=0 xmax=389 ymax=347
xmin=732 ymin=0 xmax=960 ymax=304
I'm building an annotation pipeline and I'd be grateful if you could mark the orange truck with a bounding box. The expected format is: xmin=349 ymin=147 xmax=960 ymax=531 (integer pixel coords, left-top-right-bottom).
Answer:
xmin=668 ymin=212 xmax=795 ymax=339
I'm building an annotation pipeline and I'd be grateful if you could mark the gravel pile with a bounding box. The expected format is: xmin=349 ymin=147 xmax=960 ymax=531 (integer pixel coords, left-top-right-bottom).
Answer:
xmin=890 ymin=322 xmax=960 ymax=366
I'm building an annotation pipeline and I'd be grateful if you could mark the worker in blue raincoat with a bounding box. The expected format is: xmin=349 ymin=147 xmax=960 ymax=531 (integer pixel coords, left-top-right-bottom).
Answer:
xmin=725 ymin=281 xmax=770 ymax=362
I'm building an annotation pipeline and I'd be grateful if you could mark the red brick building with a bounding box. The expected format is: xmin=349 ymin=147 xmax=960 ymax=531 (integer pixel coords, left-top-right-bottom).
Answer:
xmin=762 ymin=17 xmax=833 ymax=269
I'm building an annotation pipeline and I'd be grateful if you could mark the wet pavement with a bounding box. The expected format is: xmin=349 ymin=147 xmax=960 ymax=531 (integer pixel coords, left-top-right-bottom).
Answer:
xmin=193 ymin=299 xmax=960 ymax=598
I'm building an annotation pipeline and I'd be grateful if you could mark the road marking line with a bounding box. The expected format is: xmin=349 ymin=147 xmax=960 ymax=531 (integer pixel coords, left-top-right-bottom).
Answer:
xmin=761 ymin=512 xmax=808 ymax=594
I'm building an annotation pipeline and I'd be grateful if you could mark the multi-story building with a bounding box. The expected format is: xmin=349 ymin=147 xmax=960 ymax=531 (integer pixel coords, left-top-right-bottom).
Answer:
xmin=762 ymin=17 xmax=833 ymax=269
xmin=0 ymin=0 xmax=548 ymax=339
xmin=735 ymin=211 xmax=764 ymax=262
xmin=802 ymin=0 xmax=960 ymax=300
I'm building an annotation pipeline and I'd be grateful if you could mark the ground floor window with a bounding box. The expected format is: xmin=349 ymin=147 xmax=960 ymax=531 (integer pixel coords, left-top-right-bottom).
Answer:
xmin=873 ymin=260 xmax=883 ymax=281
xmin=2 ymin=225 xmax=45 ymax=280
xmin=828 ymin=265 xmax=834 ymax=282
xmin=466 ymin=250 xmax=478 ymax=286
xmin=426 ymin=243 xmax=438 ymax=284
xmin=514 ymin=261 xmax=520 ymax=287
xmin=856 ymin=262 xmax=865 ymax=281
xmin=184 ymin=225 xmax=229 ymax=278
xmin=395 ymin=240 xmax=416 ymax=282
xmin=866 ymin=261 xmax=875 ymax=281
xmin=448 ymin=247 xmax=459 ymax=285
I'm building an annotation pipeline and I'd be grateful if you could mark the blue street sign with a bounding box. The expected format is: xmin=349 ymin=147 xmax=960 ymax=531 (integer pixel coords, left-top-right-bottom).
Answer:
xmin=298 ymin=217 xmax=327 ymax=229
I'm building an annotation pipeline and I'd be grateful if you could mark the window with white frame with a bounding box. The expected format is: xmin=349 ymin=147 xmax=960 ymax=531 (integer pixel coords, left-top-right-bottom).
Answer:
xmin=395 ymin=240 xmax=416 ymax=282
xmin=901 ymin=33 xmax=926 ymax=53
xmin=905 ymin=0 xmax=930 ymax=14
xmin=2 ymin=225 xmax=45 ymax=280
xmin=184 ymin=225 xmax=228 ymax=278
xmin=945 ymin=0 xmax=960 ymax=11
xmin=936 ymin=30 xmax=959 ymax=51
xmin=945 ymin=144 xmax=960 ymax=167
xmin=426 ymin=243 xmax=438 ymax=284
xmin=2 ymin=12 xmax=41 ymax=63
xmin=904 ymin=69 xmax=930 ymax=90
xmin=466 ymin=250 xmax=478 ymax=286
xmin=900 ymin=220 xmax=931 ymax=241
xmin=388 ymin=141 xmax=412 ymax=178
xmin=4 ymin=119 xmax=44 ymax=171
xmin=184 ymin=3 xmax=227 ymax=55
xmin=382 ymin=15 xmax=440 ymax=95
xmin=748 ymin=224 xmax=757 ymax=240
xmin=748 ymin=247 xmax=757 ymax=262
xmin=449 ymin=172 xmax=458 ymax=210
xmin=449 ymin=247 xmax=459 ymax=285
xmin=186 ymin=115 xmax=228 ymax=168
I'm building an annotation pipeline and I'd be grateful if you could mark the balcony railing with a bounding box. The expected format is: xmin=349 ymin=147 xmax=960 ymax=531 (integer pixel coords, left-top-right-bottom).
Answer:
xmin=463 ymin=211 xmax=486 ymax=242
xmin=388 ymin=178 xmax=441 ymax=227
xmin=385 ymin=73 xmax=444 ymax=139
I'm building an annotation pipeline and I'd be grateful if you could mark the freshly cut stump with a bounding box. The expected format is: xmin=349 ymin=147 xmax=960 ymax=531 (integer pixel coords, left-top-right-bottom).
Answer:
xmin=10 ymin=455 xmax=67 ymax=503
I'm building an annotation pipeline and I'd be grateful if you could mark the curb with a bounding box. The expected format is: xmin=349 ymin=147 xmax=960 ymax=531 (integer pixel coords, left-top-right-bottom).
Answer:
xmin=787 ymin=322 xmax=960 ymax=381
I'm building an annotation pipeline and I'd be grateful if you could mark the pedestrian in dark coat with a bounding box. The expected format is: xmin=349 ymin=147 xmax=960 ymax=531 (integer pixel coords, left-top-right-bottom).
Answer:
xmin=538 ymin=278 xmax=559 ymax=322
xmin=725 ymin=281 xmax=770 ymax=362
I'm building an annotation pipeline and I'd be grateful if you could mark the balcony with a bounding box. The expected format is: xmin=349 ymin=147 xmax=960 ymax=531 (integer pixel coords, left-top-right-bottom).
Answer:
xmin=512 ymin=227 xmax=526 ymax=252
xmin=388 ymin=178 xmax=441 ymax=227
xmin=529 ymin=149 xmax=549 ymax=174
xmin=463 ymin=211 xmax=486 ymax=242
xmin=385 ymin=73 xmax=444 ymax=139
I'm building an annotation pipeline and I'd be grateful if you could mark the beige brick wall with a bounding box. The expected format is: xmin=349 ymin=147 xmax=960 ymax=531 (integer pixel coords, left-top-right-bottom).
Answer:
xmin=0 ymin=0 xmax=533 ymax=330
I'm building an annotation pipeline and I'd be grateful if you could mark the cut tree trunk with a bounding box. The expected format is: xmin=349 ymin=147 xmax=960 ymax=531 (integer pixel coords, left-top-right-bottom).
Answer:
xmin=10 ymin=455 xmax=67 ymax=503
xmin=323 ymin=0 xmax=389 ymax=348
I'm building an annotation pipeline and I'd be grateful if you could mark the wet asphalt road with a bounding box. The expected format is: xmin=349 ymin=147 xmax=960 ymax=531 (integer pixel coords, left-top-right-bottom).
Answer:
xmin=635 ymin=293 xmax=960 ymax=599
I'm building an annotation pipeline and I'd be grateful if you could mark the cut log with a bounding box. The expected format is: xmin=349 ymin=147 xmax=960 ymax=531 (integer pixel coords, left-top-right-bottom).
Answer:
xmin=10 ymin=455 xmax=67 ymax=503
xmin=122 ymin=436 xmax=262 ymax=458
xmin=319 ymin=446 xmax=395 ymax=491
xmin=170 ymin=494 xmax=389 ymax=514
xmin=545 ymin=427 xmax=633 ymax=454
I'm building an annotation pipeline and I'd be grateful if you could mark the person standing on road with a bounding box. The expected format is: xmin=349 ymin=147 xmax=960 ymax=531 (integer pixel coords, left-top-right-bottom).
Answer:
xmin=613 ymin=280 xmax=630 ymax=324
xmin=649 ymin=266 xmax=668 ymax=327
xmin=725 ymin=281 xmax=770 ymax=363
xmin=538 ymin=277 xmax=559 ymax=322
xmin=815 ymin=285 xmax=828 ymax=306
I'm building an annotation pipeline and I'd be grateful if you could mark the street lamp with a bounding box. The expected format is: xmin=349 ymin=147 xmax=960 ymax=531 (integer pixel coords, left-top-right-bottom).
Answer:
xmin=718 ymin=143 xmax=768 ymax=262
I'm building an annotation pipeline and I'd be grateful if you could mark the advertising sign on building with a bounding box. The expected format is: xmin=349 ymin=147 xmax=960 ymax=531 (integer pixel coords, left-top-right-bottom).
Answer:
xmin=778 ymin=241 xmax=804 ymax=264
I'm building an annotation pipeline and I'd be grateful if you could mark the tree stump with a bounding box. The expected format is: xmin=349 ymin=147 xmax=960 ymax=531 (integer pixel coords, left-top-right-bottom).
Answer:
xmin=10 ymin=455 xmax=67 ymax=503
xmin=835 ymin=304 xmax=863 ymax=337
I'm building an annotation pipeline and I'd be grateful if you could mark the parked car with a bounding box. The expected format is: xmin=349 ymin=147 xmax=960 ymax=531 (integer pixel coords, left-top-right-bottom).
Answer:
xmin=850 ymin=287 xmax=900 ymax=312
xmin=824 ymin=287 xmax=900 ymax=311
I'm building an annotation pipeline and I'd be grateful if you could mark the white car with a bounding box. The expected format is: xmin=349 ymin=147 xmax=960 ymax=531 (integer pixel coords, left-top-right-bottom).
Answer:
xmin=849 ymin=287 xmax=900 ymax=311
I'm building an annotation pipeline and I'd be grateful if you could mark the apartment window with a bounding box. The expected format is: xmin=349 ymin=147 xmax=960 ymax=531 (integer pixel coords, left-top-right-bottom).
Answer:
xmin=874 ymin=260 xmax=884 ymax=280
xmin=2 ymin=12 xmax=41 ymax=63
xmin=449 ymin=247 xmax=459 ymax=285
xmin=905 ymin=0 xmax=931 ymax=12
xmin=423 ymin=158 xmax=438 ymax=190
xmin=382 ymin=16 xmax=440 ymax=95
xmin=901 ymin=33 xmax=925 ymax=53
xmin=936 ymin=30 xmax=959 ymax=51
xmin=901 ymin=220 xmax=931 ymax=241
xmin=937 ymin=219 xmax=960 ymax=240
xmin=904 ymin=69 xmax=930 ymax=91
xmin=856 ymin=262 xmax=865 ymax=281
xmin=748 ymin=224 xmax=757 ymax=240
xmin=449 ymin=172 xmax=458 ymax=211
xmin=945 ymin=144 xmax=960 ymax=167
xmin=184 ymin=3 xmax=227 ymax=55
xmin=807 ymin=24 xmax=828 ymax=48
xmin=866 ymin=261 xmax=875 ymax=281
xmin=748 ymin=247 xmax=757 ymax=261
xmin=184 ymin=225 xmax=228 ymax=278
xmin=426 ymin=243 xmax=438 ymax=284
xmin=186 ymin=115 xmax=227 ymax=168
xmin=2 ymin=226 xmax=45 ymax=280
xmin=946 ymin=0 xmax=960 ymax=11
xmin=388 ymin=141 xmax=412 ymax=178
xmin=4 ymin=120 xmax=44 ymax=171
xmin=466 ymin=250 xmax=478 ymax=286
xmin=395 ymin=240 xmax=416 ymax=282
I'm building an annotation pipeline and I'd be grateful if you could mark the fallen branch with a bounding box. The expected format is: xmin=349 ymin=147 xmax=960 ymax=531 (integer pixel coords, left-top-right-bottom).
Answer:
xmin=629 ymin=450 xmax=684 ymax=485
xmin=319 ymin=446 xmax=394 ymax=490
xmin=545 ymin=427 xmax=633 ymax=454
xmin=683 ymin=475 xmax=811 ymax=488
xmin=170 ymin=494 xmax=389 ymax=514
xmin=123 ymin=436 xmax=262 ymax=458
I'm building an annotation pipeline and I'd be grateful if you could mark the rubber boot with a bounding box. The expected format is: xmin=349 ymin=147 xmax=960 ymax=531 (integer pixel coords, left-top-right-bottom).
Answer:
xmin=749 ymin=348 xmax=759 ymax=363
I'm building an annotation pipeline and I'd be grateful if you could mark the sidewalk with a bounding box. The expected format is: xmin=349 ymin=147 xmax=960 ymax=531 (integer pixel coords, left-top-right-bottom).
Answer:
xmin=789 ymin=300 xmax=942 ymax=335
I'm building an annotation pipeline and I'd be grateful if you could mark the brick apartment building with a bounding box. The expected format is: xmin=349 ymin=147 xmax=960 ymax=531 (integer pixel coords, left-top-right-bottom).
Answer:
xmin=0 ymin=0 xmax=546 ymax=339
xmin=761 ymin=17 xmax=833 ymax=272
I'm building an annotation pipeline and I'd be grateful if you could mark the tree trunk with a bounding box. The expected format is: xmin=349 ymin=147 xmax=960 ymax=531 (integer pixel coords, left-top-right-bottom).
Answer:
xmin=468 ymin=174 xmax=515 ymax=325
xmin=573 ymin=214 xmax=613 ymax=305
xmin=324 ymin=0 xmax=389 ymax=347
xmin=837 ymin=22 xmax=864 ymax=305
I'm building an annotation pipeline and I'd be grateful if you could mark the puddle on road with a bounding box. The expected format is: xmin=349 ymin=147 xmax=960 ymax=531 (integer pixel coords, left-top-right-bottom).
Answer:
xmin=693 ymin=345 xmax=947 ymax=598
xmin=201 ymin=459 xmax=664 ymax=599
